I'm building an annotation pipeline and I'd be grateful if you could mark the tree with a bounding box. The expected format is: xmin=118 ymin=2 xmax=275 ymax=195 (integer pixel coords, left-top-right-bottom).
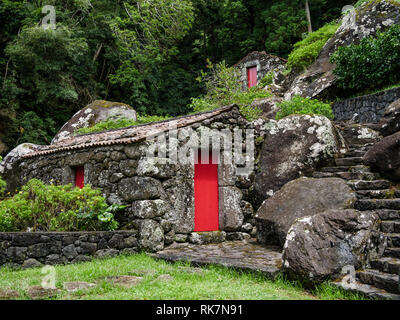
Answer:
xmin=305 ymin=0 xmax=313 ymax=33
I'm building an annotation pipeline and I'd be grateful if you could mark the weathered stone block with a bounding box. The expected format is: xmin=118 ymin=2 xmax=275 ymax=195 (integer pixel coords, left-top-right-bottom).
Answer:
xmin=131 ymin=199 xmax=169 ymax=219
xmin=118 ymin=177 xmax=163 ymax=201
xmin=219 ymin=186 xmax=243 ymax=232
xmin=138 ymin=220 xmax=164 ymax=252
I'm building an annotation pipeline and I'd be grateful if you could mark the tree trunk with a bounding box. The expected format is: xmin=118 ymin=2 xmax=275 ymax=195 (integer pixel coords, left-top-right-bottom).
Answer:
xmin=305 ymin=0 xmax=312 ymax=33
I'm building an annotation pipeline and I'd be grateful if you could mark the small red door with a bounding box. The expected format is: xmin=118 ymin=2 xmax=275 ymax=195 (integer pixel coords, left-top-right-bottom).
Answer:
xmin=194 ymin=152 xmax=219 ymax=232
xmin=75 ymin=166 xmax=85 ymax=189
xmin=247 ymin=66 xmax=257 ymax=88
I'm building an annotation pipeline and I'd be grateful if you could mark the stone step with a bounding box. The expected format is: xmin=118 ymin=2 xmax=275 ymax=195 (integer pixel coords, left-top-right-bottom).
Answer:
xmin=384 ymin=233 xmax=400 ymax=248
xmin=357 ymin=269 xmax=400 ymax=294
xmin=348 ymin=180 xmax=391 ymax=191
xmin=343 ymin=150 xmax=367 ymax=158
xmin=348 ymin=142 xmax=375 ymax=149
xmin=355 ymin=199 xmax=400 ymax=211
xmin=356 ymin=190 xmax=400 ymax=200
xmin=335 ymin=157 xmax=364 ymax=167
xmin=371 ymin=257 xmax=400 ymax=275
xmin=319 ymin=165 xmax=371 ymax=173
xmin=381 ymin=221 xmax=400 ymax=234
xmin=313 ymin=171 xmax=379 ymax=181
xmin=332 ymin=280 xmax=400 ymax=300
xmin=384 ymin=248 xmax=400 ymax=259
xmin=349 ymin=165 xmax=373 ymax=173
xmin=376 ymin=210 xmax=400 ymax=220
xmin=320 ymin=166 xmax=351 ymax=173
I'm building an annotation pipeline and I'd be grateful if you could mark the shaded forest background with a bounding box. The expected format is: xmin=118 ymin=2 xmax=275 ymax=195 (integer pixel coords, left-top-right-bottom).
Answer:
xmin=0 ymin=0 xmax=350 ymax=153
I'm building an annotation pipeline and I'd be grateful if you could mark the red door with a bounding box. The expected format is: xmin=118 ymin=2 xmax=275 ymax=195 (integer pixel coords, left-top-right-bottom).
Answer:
xmin=247 ymin=66 xmax=257 ymax=88
xmin=75 ymin=166 xmax=85 ymax=189
xmin=194 ymin=152 xmax=219 ymax=232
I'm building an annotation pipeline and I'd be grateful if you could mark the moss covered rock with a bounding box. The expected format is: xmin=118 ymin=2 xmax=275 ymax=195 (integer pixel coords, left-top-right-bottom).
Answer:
xmin=52 ymin=100 xmax=137 ymax=144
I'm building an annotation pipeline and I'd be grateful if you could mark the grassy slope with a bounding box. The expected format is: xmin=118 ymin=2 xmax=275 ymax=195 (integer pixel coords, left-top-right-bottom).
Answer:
xmin=0 ymin=253 xmax=366 ymax=300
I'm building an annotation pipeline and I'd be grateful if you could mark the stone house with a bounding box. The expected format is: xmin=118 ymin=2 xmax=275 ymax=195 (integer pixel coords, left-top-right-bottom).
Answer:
xmin=4 ymin=105 xmax=258 ymax=252
xmin=234 ymin=51 xmax=287 ymax=90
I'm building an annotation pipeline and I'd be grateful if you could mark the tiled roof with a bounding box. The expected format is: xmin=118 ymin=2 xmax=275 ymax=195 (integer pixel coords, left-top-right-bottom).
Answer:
xmin=23 ymin=105 xmax=236 ymax=159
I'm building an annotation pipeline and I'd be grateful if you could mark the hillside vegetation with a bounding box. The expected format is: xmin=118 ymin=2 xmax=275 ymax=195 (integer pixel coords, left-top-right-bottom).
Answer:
xmin=0 ymin=0 xmax=352 ymax=154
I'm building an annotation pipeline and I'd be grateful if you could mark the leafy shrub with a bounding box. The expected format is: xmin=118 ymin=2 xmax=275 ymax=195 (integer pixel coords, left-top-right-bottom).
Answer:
xmin=258 ymin=72 xmax=275 ymax=88
xmin=276 ymin=95 xmax=334 ymax=120
xmin=189 ymin=60 xmax=270 ymax=121
xmin=0 ymin=179 xmax=122 ymax=232
xmin=331 ymin=24 xmax=400 ymax=92
xmin=287 ymin=23 xmax=339 ymax=72
xmin=75 ymin=114 xmax=171 ymax=135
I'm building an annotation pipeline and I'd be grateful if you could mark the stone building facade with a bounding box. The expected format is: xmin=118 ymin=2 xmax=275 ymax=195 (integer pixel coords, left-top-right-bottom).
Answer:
xmin=2 ymin=106 xmax=259 ymax=254
xmin=235 ymin=51 xmax=287 ymax=90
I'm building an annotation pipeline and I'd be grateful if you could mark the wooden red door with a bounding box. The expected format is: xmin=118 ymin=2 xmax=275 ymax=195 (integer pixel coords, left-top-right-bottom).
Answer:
xmin=194 ymin=152 xmax=219 ymax=232
xmin=247 ymin=66 xmax=257 ymax=88
xmin=75 ymin=166 xmax=85 ymax=189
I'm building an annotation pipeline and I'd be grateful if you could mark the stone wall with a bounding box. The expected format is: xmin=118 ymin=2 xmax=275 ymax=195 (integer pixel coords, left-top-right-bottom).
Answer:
xmin=235 ymin=51 xmax=286 ymax=91
xmin=4 ymin=108 xmax=259 ymax=253
xmin=0 ymin=231 xmax=138 ymax=268
xmin=332 ymin=87 xmax=400 ymax=123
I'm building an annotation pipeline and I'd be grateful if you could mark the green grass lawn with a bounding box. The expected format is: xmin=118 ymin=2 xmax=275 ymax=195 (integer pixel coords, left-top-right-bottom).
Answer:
xmin=0 ymin=253 xmax=367 ymax=300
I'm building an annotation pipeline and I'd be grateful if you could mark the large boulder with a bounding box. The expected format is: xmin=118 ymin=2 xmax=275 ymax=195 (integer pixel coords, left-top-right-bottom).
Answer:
xmin=52 ymin=100 xmax=137 ymax=143
xmin=251 ymin=96 xmax=282 ymax=119
xmin=285 ymin=1 xmax=400 ymax=100
xmin=253 ymin=115 xmax=345 ymax=207
xmin=282 ymin=209 xmax=380 ymax=282
xmin=378 ymin=98 xmax=400 ymax=137
xmin=363 ymin=131 xmax=400 ymax=180
xmin=0 ymin=143 xmax=45 ymax=193
xmin=255 ymin=177 xmax=356 ymax=247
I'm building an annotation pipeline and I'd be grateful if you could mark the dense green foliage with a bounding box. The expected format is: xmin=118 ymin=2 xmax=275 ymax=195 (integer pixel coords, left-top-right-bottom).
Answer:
xmin=0 ymin=0 xmax=350 ymax=154
xmin=331 ymin=24 xmax=400 ymax=92
xmin=189 ymin=60 xmax=271 ymax=121
xmin=276 ymin=95 xmax=334 ymax=120
xmin=287 ymin=23 xmax=339 ymax=71
xmin=75 ymin=114 xmax=171 ymax=135
xmin=0 ymin=179 xmax=121 ymax=232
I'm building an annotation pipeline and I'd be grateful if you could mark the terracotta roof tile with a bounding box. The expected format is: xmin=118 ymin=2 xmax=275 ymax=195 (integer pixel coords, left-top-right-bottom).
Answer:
xmin=23 ymin=105 xmax=236 ymax=159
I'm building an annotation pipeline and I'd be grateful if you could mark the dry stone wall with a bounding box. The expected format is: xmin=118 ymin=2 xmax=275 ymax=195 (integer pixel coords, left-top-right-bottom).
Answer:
xmin=0 ymin=231 xmax=138 ymax=268
xmin=332 ymin=87 xmax=400 ymax=123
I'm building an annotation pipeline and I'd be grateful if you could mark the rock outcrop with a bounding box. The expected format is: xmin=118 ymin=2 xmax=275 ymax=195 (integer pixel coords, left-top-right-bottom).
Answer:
xmin=255 ymin=177 xmax=356 ymax=247
xmin=378 ymin=98 xmax=400 ymax=137
xmin=285 ymin=0 xmax=400 ymax=100
xmin=363 ymin=131 xmax=400 ymax=180
xmin=0 ymin=143 xmax=45 ymax=193
xmin=253 ymin=115 xmax=345 ymax=207
xmin=251 ymin=96 xmax=282 ymax=119
xmin=52 ymin=100 xmax=137 ymax=143
xmin=282 ymin=209 xmax=380 ymax=282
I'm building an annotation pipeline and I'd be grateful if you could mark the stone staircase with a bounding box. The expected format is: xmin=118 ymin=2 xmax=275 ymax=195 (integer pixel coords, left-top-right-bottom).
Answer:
xmin=312 ymin=130 xmax=400 ymax=299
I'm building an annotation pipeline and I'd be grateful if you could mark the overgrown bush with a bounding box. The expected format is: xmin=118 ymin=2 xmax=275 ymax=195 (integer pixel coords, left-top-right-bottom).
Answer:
xmin=287 ymin=23 xmax=339 ymax=72
xmin=331 ymin=24 xmax=400 ymax=92
xmin=189 ymin=60 xmax=270 ymax=121
xmin=276 ymin=95 xmax=334 ymax=120
xmin=0 ymin=179 xmax=122 ymax=232
xmin=75 ymin=114 xmax=171 ymax=135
